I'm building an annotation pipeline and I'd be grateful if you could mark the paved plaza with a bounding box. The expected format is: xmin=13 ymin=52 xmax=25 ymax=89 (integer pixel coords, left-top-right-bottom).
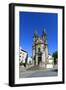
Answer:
xmin=19 ymin=66 xmax=58 ymax=78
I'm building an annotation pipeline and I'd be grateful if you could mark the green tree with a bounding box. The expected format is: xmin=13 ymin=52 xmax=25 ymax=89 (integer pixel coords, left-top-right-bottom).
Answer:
xmin=52 ymin=51 xmax=58 ymax=64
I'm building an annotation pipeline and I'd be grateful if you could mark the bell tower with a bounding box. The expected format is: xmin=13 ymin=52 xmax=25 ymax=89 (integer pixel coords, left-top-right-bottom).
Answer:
xmin=42 ymin=28 xmax=47 ymax=45
xmin=33 ymin=31 xmax=38 ymax=65
xmin=33 ymin=31 xmax=38 ymax=43
xmin=42 ymin=28 xmax=48 ymax=67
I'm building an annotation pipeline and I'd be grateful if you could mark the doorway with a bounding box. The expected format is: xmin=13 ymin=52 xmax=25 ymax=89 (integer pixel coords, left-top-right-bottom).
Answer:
xmin=38 ymin=47 xmax=42 ymax=65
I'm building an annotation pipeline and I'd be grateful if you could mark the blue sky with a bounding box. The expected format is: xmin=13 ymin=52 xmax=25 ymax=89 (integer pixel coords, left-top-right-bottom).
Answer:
xmin=19 ymin=12 xmax=58 ymax=57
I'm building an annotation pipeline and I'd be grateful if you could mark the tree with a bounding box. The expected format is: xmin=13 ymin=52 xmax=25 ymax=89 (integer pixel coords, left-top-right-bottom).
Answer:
xmin=52 ymin=51 xmax=58 ymax=64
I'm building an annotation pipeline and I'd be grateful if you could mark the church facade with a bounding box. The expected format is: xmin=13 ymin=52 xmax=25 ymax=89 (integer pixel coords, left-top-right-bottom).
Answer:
xmin=32 ymin=29 xmax=54 ymax=68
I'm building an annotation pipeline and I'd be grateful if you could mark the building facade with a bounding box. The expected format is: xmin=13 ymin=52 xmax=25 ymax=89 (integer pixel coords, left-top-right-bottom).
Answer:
xmin=27 ymin=57 xmax=32 ymax=64
xmin=32 ymin=29 xmax=53 ymax=68
xmin=19 ymin=48 xmax=28 ymax=66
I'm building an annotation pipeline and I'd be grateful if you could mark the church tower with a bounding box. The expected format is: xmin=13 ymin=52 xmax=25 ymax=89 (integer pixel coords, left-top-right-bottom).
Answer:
xmin=32 ymin=31 xmax=38 ymax=65
xmin=42 ymin=29 xmax=48 ymax=66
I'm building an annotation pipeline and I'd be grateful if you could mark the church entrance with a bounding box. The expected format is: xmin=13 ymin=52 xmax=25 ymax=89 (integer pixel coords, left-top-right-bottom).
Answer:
xmin=38 ymin=56 xmax=42 ymax=65
xmin=38 ymin=48 xmax=42 ymax=65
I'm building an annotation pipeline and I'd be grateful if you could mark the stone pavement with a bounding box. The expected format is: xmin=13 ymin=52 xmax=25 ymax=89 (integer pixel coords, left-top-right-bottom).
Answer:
xmin=19 ymin=70 xmax=36 ymax=78
xmin=19 ymin=68 xmax=58 ymax=78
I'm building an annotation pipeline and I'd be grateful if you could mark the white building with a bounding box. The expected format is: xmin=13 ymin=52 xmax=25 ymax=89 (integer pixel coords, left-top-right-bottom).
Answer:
xmin=27 ymin=57 xmax=32 ymax=64
xmin=46 ymin=54 xmax=54 ymax=68
xmin=19 ymin=49 xmax=28 ymax=64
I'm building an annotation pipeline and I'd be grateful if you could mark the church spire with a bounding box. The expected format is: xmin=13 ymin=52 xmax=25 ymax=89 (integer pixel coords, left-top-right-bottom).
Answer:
xmin=42 ymin=27 xmax=46 ymax=36
xmin=42 ymin=27 xmax=48 ymax=44
xmin=42 ymin=27 xmax=46 ymax=38
xmin=33 ymin=30 xmax=38 ymax=43
xmin=34 ymin=31 xmax=38 ymax=37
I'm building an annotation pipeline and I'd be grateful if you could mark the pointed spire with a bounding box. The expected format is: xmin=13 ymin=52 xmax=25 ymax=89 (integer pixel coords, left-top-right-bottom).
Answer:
xmin=42 ymin=27 xmax=46 ymax=37
xmin=34 ymin=30 xmax=38 ymax=37
xmin=33 ymin=30 xmax=38 ymax=42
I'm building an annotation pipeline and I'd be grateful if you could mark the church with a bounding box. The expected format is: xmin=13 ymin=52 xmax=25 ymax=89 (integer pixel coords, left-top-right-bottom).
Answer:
xmin=32 ymin=29 xmax=54 ymax=68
